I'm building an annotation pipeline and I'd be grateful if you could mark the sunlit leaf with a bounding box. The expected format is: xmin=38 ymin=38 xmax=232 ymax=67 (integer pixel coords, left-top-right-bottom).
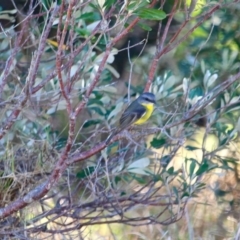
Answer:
xmin=128 ymin=158 xmax=150 ymax=169
xmin=127 ymin=158 xmax=151 ymax=175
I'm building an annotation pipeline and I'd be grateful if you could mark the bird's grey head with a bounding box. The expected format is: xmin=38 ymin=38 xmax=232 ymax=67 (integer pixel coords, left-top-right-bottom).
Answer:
xmin=138 ymin=92 xmax=156 ymax=104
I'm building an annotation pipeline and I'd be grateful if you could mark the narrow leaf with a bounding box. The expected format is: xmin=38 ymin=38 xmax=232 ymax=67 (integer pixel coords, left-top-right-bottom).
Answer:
xmin=76 ymin=166 xmax=96 ymax=179
xmin=135 ymin=8 xmax=166 ymax=21
xmin=151 ymin=137 xmax=166 ymax=149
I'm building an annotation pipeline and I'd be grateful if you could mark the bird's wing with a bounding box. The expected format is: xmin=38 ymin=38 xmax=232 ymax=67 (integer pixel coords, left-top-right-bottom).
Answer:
xmin=119 ymin=106 xmax=145 ymax=130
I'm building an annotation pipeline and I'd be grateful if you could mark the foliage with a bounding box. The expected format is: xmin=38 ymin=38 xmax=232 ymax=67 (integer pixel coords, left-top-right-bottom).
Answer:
xmin=0 ymin=0 xmax=240 ymax=239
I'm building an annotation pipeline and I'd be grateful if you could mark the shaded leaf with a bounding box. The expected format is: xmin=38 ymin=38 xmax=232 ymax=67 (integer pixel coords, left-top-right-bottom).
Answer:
xmin=135 ymin=8 xmax=166 ymax=21
xmin=189 ymin=159 xmax=197 ymax=178
xmin=127 ymin=0 xmax=149 ymax=11
xmin=196 ymin=161 xmax=209 ymax=176
xmin=88 ymin=106 xmax=105 ymax=116
xmin=76 ymin=166 xmax=96 ymax=179
xmin=173 ymin=186 xmax=179 ymax=198
xmin=78 ymin=12 xmax=95 ymax=21
xmin=151 ymin=137 xmax=166 ymax=149
xmin=83 ymin=119 xmax=102 ymax=128
xmin=160 ymin=155 xmax=172 ymax=168
xmin=185 ymin=145 xmax=199 ymax=151
xmin=138 ymin=22 xmax=152 ymax=31
xmin=167 ymin=166 xmax=174 ymax=174
xmin=103 ymin=0 xmax=115 ymax=9
xmin=132 ymin=175 xmax=148 ymax=184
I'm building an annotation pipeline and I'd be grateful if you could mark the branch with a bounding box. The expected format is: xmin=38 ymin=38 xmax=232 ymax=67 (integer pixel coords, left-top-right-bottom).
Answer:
xmin=0 ymin=5 xmax=59 ymax=140
xmin=0 ymin=0 xmax=159 ymax=219
xmin=145 ymin=1 xmax=221 ymax=91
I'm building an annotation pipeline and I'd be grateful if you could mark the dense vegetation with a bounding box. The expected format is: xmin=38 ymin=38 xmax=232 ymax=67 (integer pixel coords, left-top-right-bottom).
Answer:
xmin=0 ymin=0 xmax=240 ymax=239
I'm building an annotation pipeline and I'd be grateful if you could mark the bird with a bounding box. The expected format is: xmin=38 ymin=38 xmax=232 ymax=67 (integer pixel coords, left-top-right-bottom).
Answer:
xmin=105 ymin=92 xmax=156 ymax=144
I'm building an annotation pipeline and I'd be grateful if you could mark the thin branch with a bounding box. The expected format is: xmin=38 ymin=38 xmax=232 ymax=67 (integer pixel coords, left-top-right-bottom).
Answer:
xmin=56 ymin=1 xmax=75 ymax=114
xmin=0 ymin=0 xmax=159 ymax=219
xmin=0 ymin=5 xmax=59 ymax=140
xmin=145 ymin=2 xmax=221 ymax=91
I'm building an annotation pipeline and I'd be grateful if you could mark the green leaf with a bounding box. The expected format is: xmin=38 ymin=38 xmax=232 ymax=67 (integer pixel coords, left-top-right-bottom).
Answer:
xmin=41 ymin=0 xmax=53 ymax=9
xmin=132 ymin=175 xmax=148 ymax=184
xmin=185 ymin=145 xmax=199 ymax=151
xmin=114 ymin=176 xmax=122 ymax=184
xmin=188 ymin=86 xmax=204 ymax=100
xmin=196 ymin=161 xmax=209 ymax=176
xmin=75 ymin=28 xmax=90 ymax=37
xmin=138 ymin=22 xmax=152 ymax=31
xmin=120 ymin=191 xmax=127 ymax=196
xmin=153 ymin=174 xmax=163 ymax=182
xmin=127 ymin=0 xmax=149 ymax=11
xmin=189 ymin=159 xmax=197 ymax=178
xmin=88 ymin=106 xmax=105 ymax=116
xmin=215 ymin=189 xmax=228 ymax=197
xmin=103 ymin=0 xmax=116 ymax=9
xmin=134 ymin=8 xmax=166 ymax=21
xmin=172 ymin=187 xmax=179 ymax=198
xmin=76 ymin=166 xmax=96 ymax=179
xmin=167 ymin=166 xmax=174 ymax=174
xmin=78 ymin=12 xmax=95 ymax=21
xmin=181 ymin=192 xmax=190 ymax=198
xmin=219 ymin=137 xmax=228 ymax=147
xmin=160 ymin=155 xmax=172 ymax=167
xmin=151 ymin=137 xmax=166 ymax=149
xmin=83 ymin=119 xmax=101 ymax=128
xmin=89 ymin=2 xmax=98 ymax=10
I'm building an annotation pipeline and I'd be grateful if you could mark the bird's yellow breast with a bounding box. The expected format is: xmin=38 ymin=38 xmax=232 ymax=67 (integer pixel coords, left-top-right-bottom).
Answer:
xmin=134 ymin=103 xmax=154 ymax=125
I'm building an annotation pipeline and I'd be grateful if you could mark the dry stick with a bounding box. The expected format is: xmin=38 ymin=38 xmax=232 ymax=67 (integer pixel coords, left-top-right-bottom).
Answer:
xmin=0 ymin=6 xmax=60 ymax=140
xmin=0 ymin=10 xmax=31 ymax=96
xmin=66 ymin=9 xmax=76 ymax=93
xmin=0 ymin=1 xmax=159 ymax=219
xmin=56 ymin=0 xmax=76 ymax=114
xmin=159 ymin=0 xmax=179 ymax=52
xmin=145 ymin=0 xmax=179 ymax=91
xmin=23 ymin=192 xmax=174 ymax=234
